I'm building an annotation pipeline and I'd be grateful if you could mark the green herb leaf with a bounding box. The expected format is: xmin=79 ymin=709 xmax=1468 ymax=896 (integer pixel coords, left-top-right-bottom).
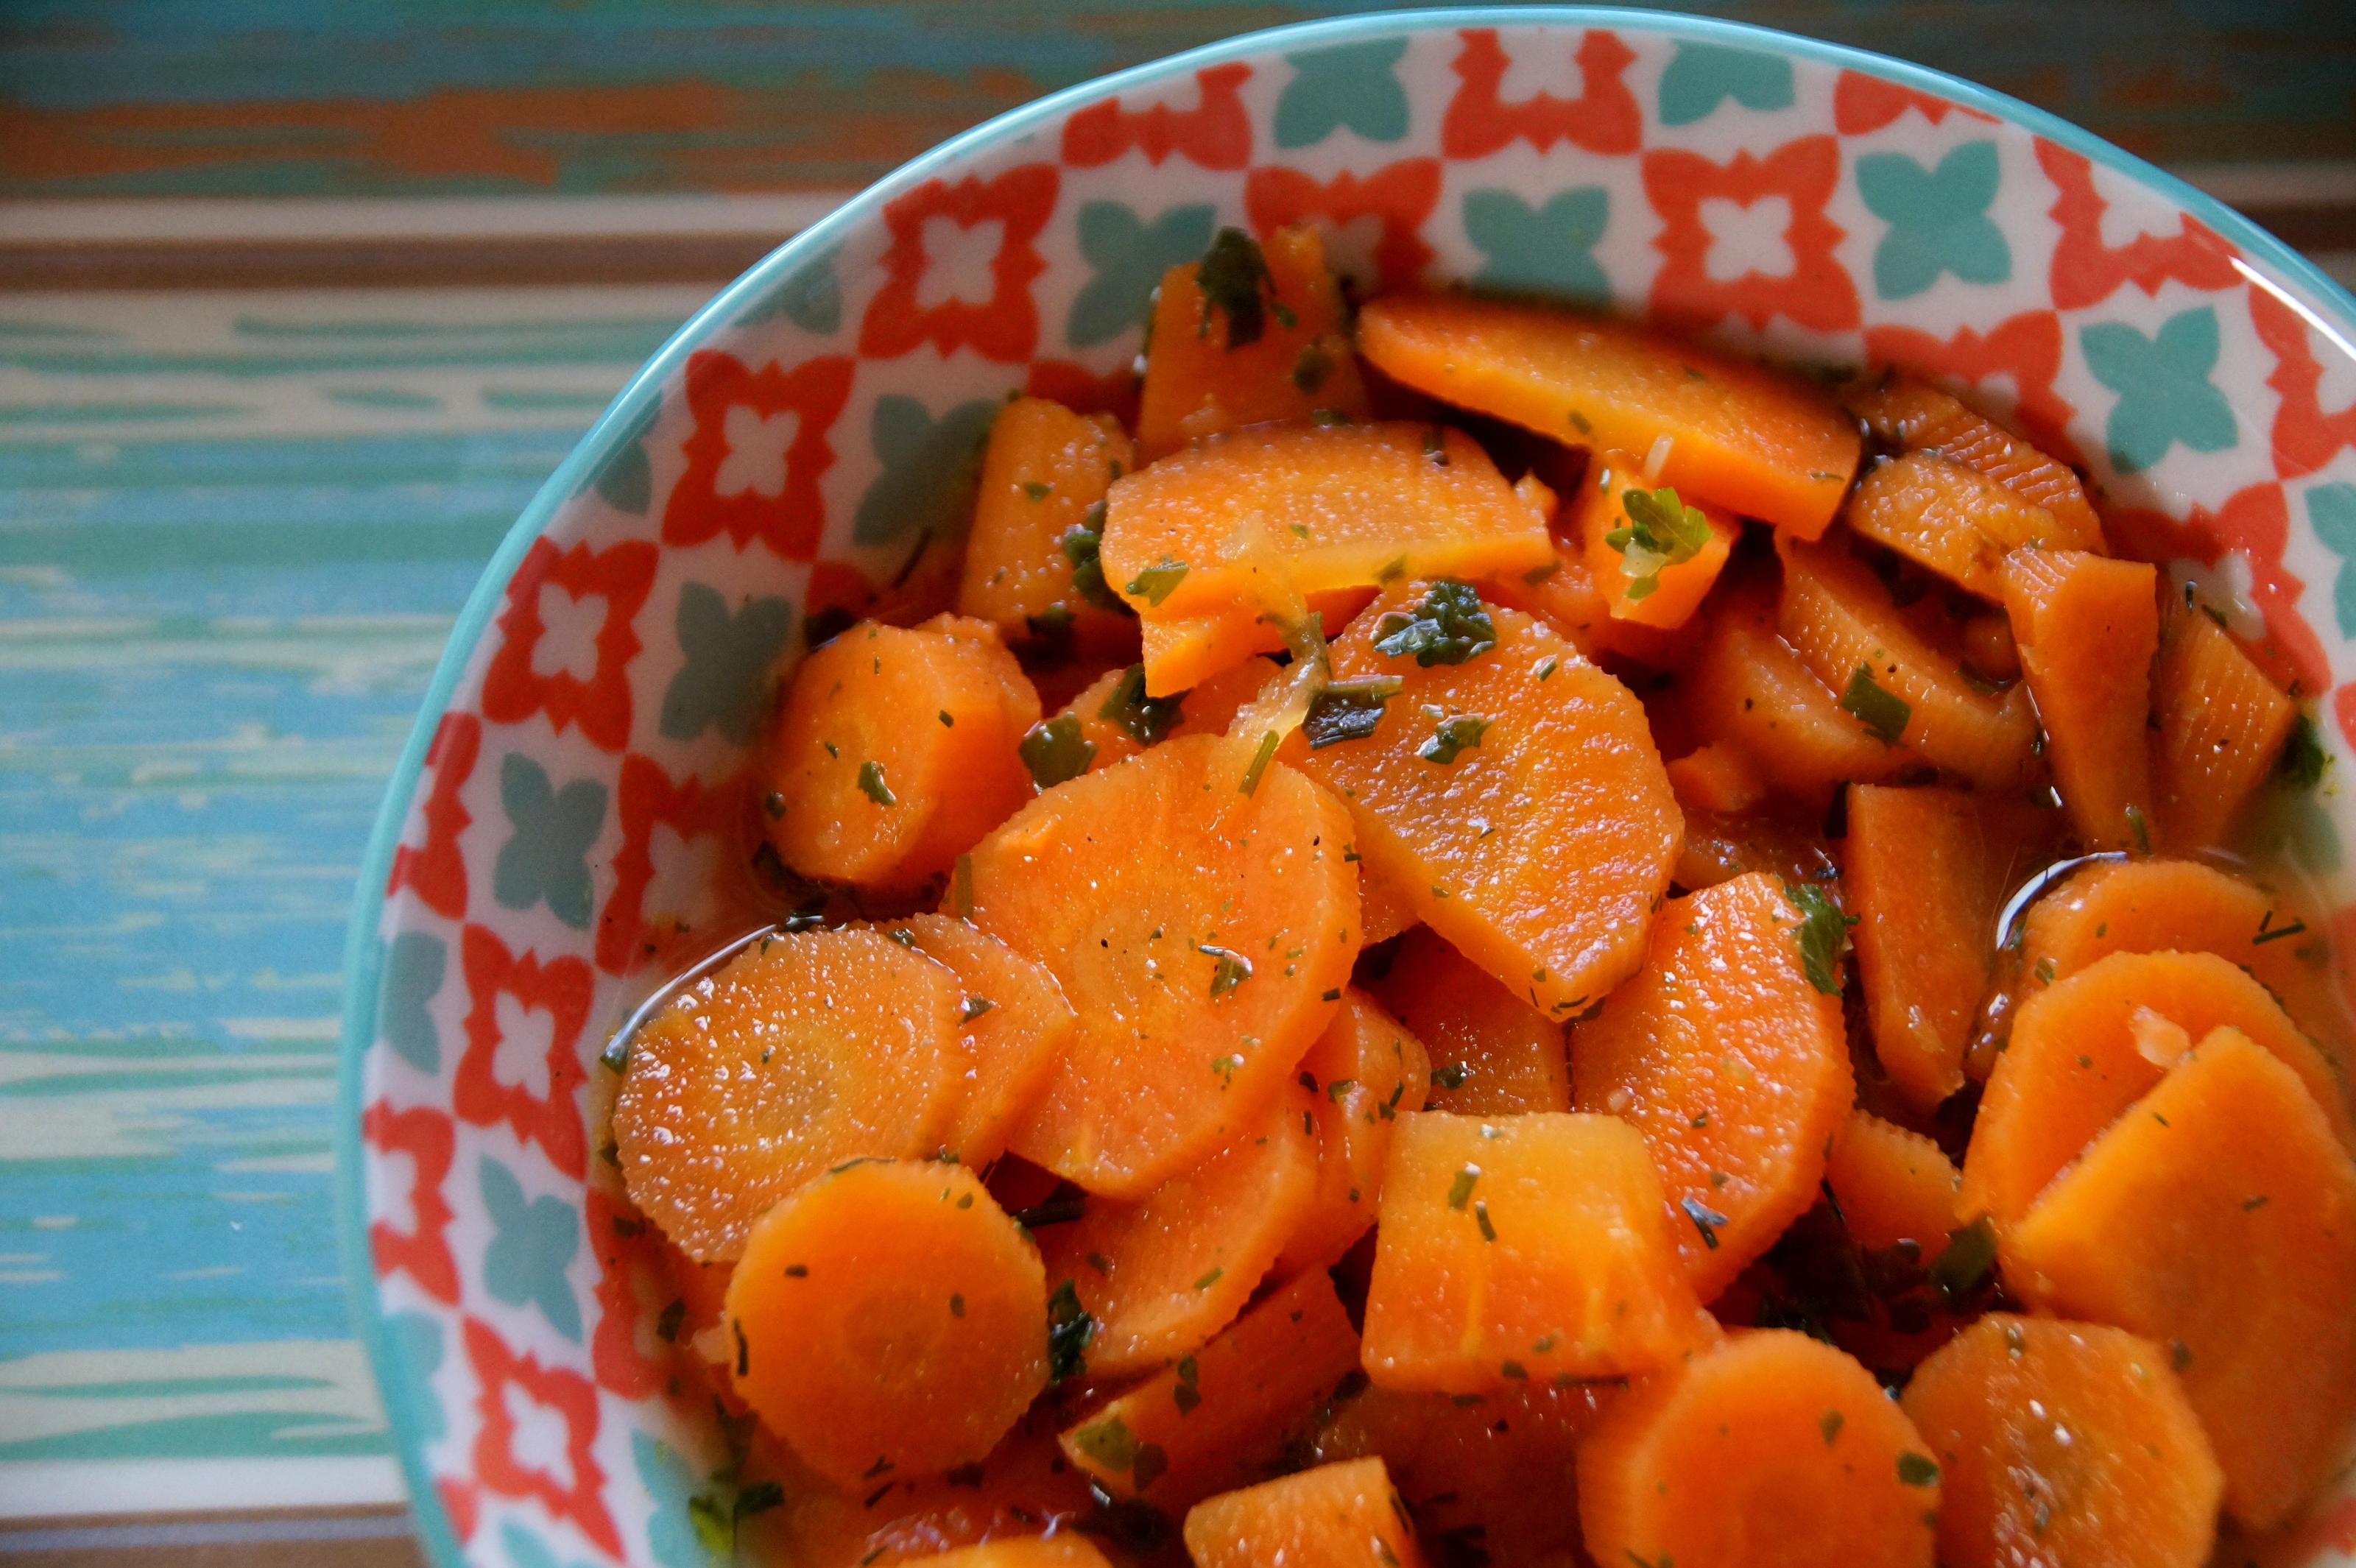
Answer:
xmin=1419 ymin=714 xmax=1491 ymax=765
xmin=1432 ymin=1063 xmax=1468 ymax=1090
xmin=1072 ymin=1413 xmax=1141 ymax=1472
xmin=1780 ymin=878 xmax=1858 ymax=995
xmin=1046 ymin=1279 xmax=1096 ymax=1384
xmin=1124 ymin=557 xmax=1191 ymax=608
xmin=1819 ymin=1408 xmax=1845 ymax=1446
xmin=1019 ymin=713 xmax=1096 ymax=789
xmin=1195 ymin=227 xmax=1275 ymax=349
xmin=1022 ymin=481 xmax=1052 ymax=501
xmin=2126 ymin=802 xmax=2152 ymax=855
xmin=1897 ymin=1452 xmax=1941 ymax=1487
xmin=1193 ymin=1267 xmax=1224 ymax=1290
xmin=960 ymin=995 xmax=995 ymax=1023
xmin=1604 ymin=487 xmax=1713 ymax=601
xmin=2255 ymin=908 xmax=2310 ymax=946
xmin=1447 ymin=1166 xmax=1479 ymax=1210
xmin=1681 ymin=1196 xmax=1729 ymax=1250
xmin=1174 ymin=1354 xmax=1202 ymax=1413
xmin=1372 ymin=579 xmax=1496 ymax=666
xmin=1838 ymin=665 xmax=1911 ymax=744
xmin=1098 ymin=663 xmax=1184 ymax=745
xmin=1475 ymin=1198 xmax=1497 ymax=1242
xmin=1303 ymin=675 xmax=1403 ymax=749
xmin=1930 ymin=1215 xmax=1998 ymax=1304
xmin=856 ymin=760 xmax=897 ymax=807
xmin=2281 ymin=710 xmax=2329 ymax=788
xmin=1238 ymin=729 xmax=1280 ymax=797
xmin=1060 ymin=517 xmax=1126 ymax=613
xmin=1291 ymin=342 xmax=1332 ymax=394
xmin=1201 ymin=944 xmax=1254 ymax=997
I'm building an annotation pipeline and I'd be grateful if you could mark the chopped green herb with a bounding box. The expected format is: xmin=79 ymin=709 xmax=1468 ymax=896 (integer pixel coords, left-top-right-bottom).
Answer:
xmin=1373 ymin=579 xmax=1496 ymax=666
xmin=1173 ymin=1355 xmax=1202 ymax=1414
xmin=1819 ymin=1408 xmax=1845 ymax=1445
xmin=1681 ymin=1196 xmax=1729 ymax=1249
xmin=2243 ymin=1193 xmax=2271 ymax=1212
xmin=1930 ymin=1215 xmax=1999 ymax=1304
xmin=884 ymin=927 xmax=915 ymax=948
xmin=1045 ymin=1279 xmax=1096 ymax=1384
xmin=1422 ymin=426 xmax=1450 ymax=466
xmin=1433 ymin=1063 xmax=1468 ymax=1090
xmin=2281 ymin=710 xmax=2329 ymax=788
xmin=856 ymin=760 xmax=897 ymax=806
xmin=1211 ymin=1053 xmax=1241 ymax=1085
xmin=1419 ymin=714 xmax=1491 ymax=765
xmin=1781 ymin=879 xmax=1858 ymax=995
xmin=1059 ymin=518 xmax=1125 ymax=613
xmin=1839 ymin=665 xmax=1911 ymax=744
xmin=2254 ymin=909 xmax=2309 ymax=946
xmin=1303 ymin=675 xmax=1404 ymax=749
xmin=2126 ymin=802 xmax=2152 ymax=855
xmin=656 ymin=1298 xmax=688 ymax=1341
xmin=1291 ymin=342 xmax=1333 ymax=393
xmin=1202 ymin=944 xmax=1253 ymax=997
xmin=1098 ymin=663 xmax=1184 ymax=745
xmin=938 ymin=710 xmax=954 ymax=727
xmin=762 ymin=790 xmax=787 ymax=819
xmin=1019 ymin=713 xmax=1096 ymax=789
xmin=1447 ymin=1166 xmax=1480 ymax=1211
xmin=960 ymin=995 xmax=995 ymax=1023
xmin=1475 ymin=1198 xmax=1497 ymax=1243
xmin=1125 ymin=557 xmax=1191 ymax=607
xmin=1022 ymin=481 xmax=1052 ymax=501
xmin=1604 ymin=487 xmax=1713 ymax=601
xmin=1523 ymin=558 xmax=1562 ymax=586
xmin=1238 ymin=729 xmax=1280 ymax=796
xmin=1499 ymin=1357 xmax=1526 ymax=1379
xmin=1193 ymin=1267 xmax=1224 ymax=1290
xmin=1897 ymin=1452 xmax=1941 ymax=1487
xmin=1195 ymin=227 xmax=1277 ymax=347
xmin=1534 ymin=656 xmax=1559 ymax=681
xmin=950 ymin=1293 xmax=965 ymax=1318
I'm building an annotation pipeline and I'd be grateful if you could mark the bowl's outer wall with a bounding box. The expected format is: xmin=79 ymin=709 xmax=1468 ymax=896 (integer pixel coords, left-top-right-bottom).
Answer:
xmin=337 ymin=10 xmax=2356 ymax=1566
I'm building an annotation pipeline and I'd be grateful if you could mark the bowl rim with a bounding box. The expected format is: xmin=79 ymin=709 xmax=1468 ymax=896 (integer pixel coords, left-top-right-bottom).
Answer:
xmin=333 ymin=8 xmax=2356 ymax=1563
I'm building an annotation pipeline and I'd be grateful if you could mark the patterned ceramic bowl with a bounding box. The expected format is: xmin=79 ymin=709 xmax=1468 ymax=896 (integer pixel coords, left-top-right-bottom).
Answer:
xmin=337 ymin=7 xmax=2356 ymax=1565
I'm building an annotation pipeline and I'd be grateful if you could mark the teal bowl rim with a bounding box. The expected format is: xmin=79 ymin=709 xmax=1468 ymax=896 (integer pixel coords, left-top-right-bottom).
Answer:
xmin=334 ymin=8 xmax=2356 ymax=1563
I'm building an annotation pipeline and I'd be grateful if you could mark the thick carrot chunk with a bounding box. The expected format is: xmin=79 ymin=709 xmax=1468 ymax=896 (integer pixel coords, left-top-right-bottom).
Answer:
xmin=1358 ymin=292 xmax=1860 ymax=535
xmin=1848 ymin=449 xmax=2099 ymax=600
xmin=1058 ymin=1270 xmax=1360 ymax=1513
xmin=1362 ymin=1111 xmax=1716 ymax=1391
xmin=892 ymin=1539 xmax=1112 ymax=1568
xmin=898 ymin=916 xmax=1073 ymax=1170
xmin=2000 ymin=548 xmax=2159 ymax=849
xmin=1277 ymin=989 xmax=1433 ymax=1275
xmin=726 ymin=1160 xmax=1046 ymax=1487
xmin=1566 ymin=450 xmax=1741 ymax=629
xmin=1135 ymin=587 xmax=1372 ymax=696
xmin=1182 ymin=1458 xmax=1428 ymax=1568
xmin=1572 ymin=872 xmax=1855 ymax=1302
xmin=2003 ymin=1027 xmax=2356 ymax=1528
xmin=1311 ymin=1380 xmax=1613 ymax=1566
xmin=1688 ymin=581 xmax=1903 ymax=799
xmin=1356 ymin=862 xmax=1417 ymax=946
xmin=614 ymin=927 xmax=965 ymax=1260
xmin=967 ymin=734 xmax=1358 ymax=1197
xmin=2151 ymin=598 xmax=2297 ymax=851
xmin=1902 ymin=1314 xmax=2222 ymax=1568
xmin=1037 ymin=1087 xmax=1319 ymax=1380
xmin=1300 ymin=587 xmax=1681 ymax=1020
xmin=1364 ymin=925 xmax=1567 ymax=1116
xmin=957 ymin=397 xmax=1135 ymax=646
xmin=1852 ymin=376 xmax=2101 ymax=543
xmin=1101 ymin=421 xmax=1550 ymax=624
xmin=766 ymin=616 xmax=1040 ymax=891
xmin=1578 ymin=1329 xmax=1941 ymax=1568
xmin=1665 ymin=741 xmax=1766 ymax=816
xmin=1780 ymin=537 xmax=2040 ymax=791
xmin=1137 ymin=225 xmax=1369 ymax=462
xmin=1964 ymin=949 xmax=2352 ymax=1229
xmin=1845 ymin=784 xmax=2056 ymax=1110
xmin=1825 ymin=1110 xmax=1961 ymax=1253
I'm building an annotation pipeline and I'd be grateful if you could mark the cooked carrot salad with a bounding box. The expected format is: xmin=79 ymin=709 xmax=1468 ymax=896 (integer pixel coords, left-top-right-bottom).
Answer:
xmin=602 ymin=225 xmax=2355 ymax=1568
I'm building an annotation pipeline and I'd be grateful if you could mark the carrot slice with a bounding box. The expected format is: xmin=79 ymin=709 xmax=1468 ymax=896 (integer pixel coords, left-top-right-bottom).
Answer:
xmin=1182 ymin=1458 xmax=1428 ymax=1568
xmin=957 ymin=397 xmax=1136 ymax=646
xmin=2003 ymin=1026 xmax=2356 ymax=1528
xmin=898 ymin=915 xmax=1074 ymax=1170
xmin=1962 ymin=949 xmax=2351 ymax=1229
xmin=1851 ymin=375 xmax=2101 ymax=544
xmin=1901 ymin=1313 xmax=2222 ymax=1568
xmin=890 ymin=1539 xmax=1112 ymax=1568
xmin=1058 ymin=1269 xmax=1360 ymax=1512
xmin=1825 ymin=1110 xmax=1961 ymax=1253
xmin=1999 ymin=548 xmax=2159 ymax=849
xmin=614 ymin=927 xmax=966 ymax=1260
xmin=766 ymin=616 xmax=1041 ymax=891
xmin=1780 ymin=536 xmax=2040 ymax=791
xmin=1135 ymin=587 xmax=1372 ymax=696
xmin=1036 ymin=1086 xmax=1319 ymax=1381
xmin=2009 ymin=856 xmax=2345 ymax=1059
xmin=967 ymin=733 xmax=1358 ymax=1197
xmin=1311 ymin=1380 xmax=1614 ymax=1566
xmin=1577 ymin=1329 xmax=1941 ymax=1568
xmin=1358 ymin=292 xmax=1861 ymax=536
xmin=1687 ymin=580 xmax=1905 ymax=799
xmin=1356 ymin=862 xmax=1417 ymax=946
xmin=726 ymin=1159 xmax=1047 ymax=1487
xmin=1665 ymin=741 xmax=1767 ymax=816
xmin=1566 ymin=450 xmax=1741 ymax=629
xmin=1571 ymin=872 xmax=1855 ymax=1302
xmin=1100 ymin=420 xmax=1551 ymax=624
xmin=1847 ymin=449 xmax=2098 ymax=601
xmin=1364 ymin=925 xmax=1568 ymax=1116
xmin=1277 ymin=989 xmax=1433 ymax=1274
xmin=2151 ymin=598 xmax=2297 ymax=852
xmin=1299 ymin=587 xmax=1681 ymax=1020
xmin=1845 ymin=784 xmax=2059 ymax=1110
xmin=1137 ymin=224 xmax=1370 ymax=462
xmin=1479 ymin=539 xmax=1673 ymax=665
xmin=1362 ymin=1111 xmax=1717 ymax=1391
xmin=1034 ymin=656 xmax=1280 ymax=781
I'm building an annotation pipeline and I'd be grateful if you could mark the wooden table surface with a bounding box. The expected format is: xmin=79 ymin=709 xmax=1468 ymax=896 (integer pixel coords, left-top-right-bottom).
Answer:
xmin=0 ymin=4 xmax=2349 ymax=1565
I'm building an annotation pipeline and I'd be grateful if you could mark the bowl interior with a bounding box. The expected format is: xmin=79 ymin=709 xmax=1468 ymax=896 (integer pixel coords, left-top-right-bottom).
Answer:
xmin=339 ymin=10 xmax=2356 ymax=1566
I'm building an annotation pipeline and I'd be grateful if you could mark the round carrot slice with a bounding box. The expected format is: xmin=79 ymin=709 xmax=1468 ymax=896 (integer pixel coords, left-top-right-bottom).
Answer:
xmin=897 ymin=914 xmax=1074 ymax=1170
xmin=970 ymin=732 xmax=1358 ymax=1198
xmin=726 ymin=1159 xmax=1047 ymax=1488
xmin=1578 ymin=1329 xmax=1940 ymax=1568
xmin=1902 ymin=1314 xmax=2221 ymax=1568
xmin=613 ymin=926 xmax=964 ymax=1260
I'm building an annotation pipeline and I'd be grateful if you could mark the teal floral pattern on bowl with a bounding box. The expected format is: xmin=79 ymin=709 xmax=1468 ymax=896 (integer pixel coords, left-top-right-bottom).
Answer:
xmin=337 ymin=10 xmax=2356 ymax=1565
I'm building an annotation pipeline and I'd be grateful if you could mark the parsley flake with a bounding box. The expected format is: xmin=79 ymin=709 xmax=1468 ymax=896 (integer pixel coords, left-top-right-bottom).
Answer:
xmin=1292 ymin=342 xmax=1332 ymax=394
xmin=1781 ymin=880 xmax=1857 ymax=995
xmin=1447 ymin=1166 xmax=1480 ymax=1210
xmin=1060 ymin=509 xmax=1125 ymax=612
xmin=1897 ymin=1452 xmax=1941 ymax=1487
xmin=1019 ymin=713 xmax=1095 ymax=789
xmin=2281 ymin=711 xmax=2329 ymax=788
xmin=1419 ymin=714 xmax=1491 ymax=765
xmin=961 ymin=995 xmax=995 ymax=1023
xmin=1604 ymin=487 xmax=1713 ymax=600
xmin=1045 ymin=1280 xmax=1096 ymax=1384
xmin=1373 ymin=579 xmax=1496 ymax=666
xmin=1098 ymin=663 xmax=1183 ymax=745
xmin=1839 ymin=665 xmax=1911 ymax=744
xmin=856 ymin=760 xmax=896 ymax=806
xmin=1201 ymin=944 xmax=1254 ymax=997
xmin=1022 ymin=481 xmax=1051 ymax=501
xmin=1682 ymin=1196 xmax=1729 ymax=1249
xmin=1819 ymin=1408 xmax=1845 ymax=1445
xmin=1303 ymin=675 xmax=1403 ymax=749
xmin=1930 ymin=1215 xmax=1998 ymax=1304
xmin=1194 ymin=227 xmax=1277 ymax=348
xmin=2254 ymin=908 xmax=2308 ymax=946
xmin=1124 ymin=558 xmax=1191 ymax=607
